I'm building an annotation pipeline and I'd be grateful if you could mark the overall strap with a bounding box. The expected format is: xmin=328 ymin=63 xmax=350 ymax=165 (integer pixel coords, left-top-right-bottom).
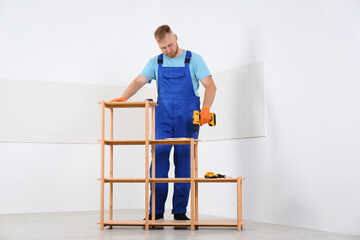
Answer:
xmin=158 ymin=53 xmax=164 ymax=64
xmin=185 ymin=51 xmax=192 ymax=64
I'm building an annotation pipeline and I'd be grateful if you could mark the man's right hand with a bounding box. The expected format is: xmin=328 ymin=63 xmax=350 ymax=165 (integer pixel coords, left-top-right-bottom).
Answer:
xmin=109 ymin=97 xmax=126 ymax=102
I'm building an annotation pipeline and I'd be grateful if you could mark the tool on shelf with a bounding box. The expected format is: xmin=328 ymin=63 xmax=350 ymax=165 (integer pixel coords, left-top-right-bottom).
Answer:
xmin=204 ymin=172 xmax=226 ymax=178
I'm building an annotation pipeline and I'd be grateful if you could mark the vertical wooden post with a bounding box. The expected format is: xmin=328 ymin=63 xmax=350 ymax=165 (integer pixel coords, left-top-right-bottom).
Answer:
xmin=152 ymin=106 xmax=155 ymax=140
xmin=151 ymin=105 xmax=156 ymax=222
xmin=190 ymin=138 xmax=195 ymax=230
xmin=109 ymin=107 xmax=113 ymax=228
xmin=144 ymin=101 xmax=150 ymax=230
xmin=195 ymin=141 xmax=199 ymax=222
xmin=237 ymin=177 xmax=243 ymax=231
xmin=100 ymin=101 xmax=105 ymax=230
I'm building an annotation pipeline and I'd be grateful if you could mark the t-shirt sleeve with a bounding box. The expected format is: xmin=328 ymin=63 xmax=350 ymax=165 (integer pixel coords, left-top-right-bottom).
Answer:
xmin=140 ymin=58 xmax=156 ymax=83
xmin=194 ymin=54 xmax=212 ymax=82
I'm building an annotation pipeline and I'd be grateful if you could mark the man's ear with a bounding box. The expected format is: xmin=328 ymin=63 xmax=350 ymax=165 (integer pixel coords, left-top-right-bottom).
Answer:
xmin=174 ymin=34 xmax=178 ymax=41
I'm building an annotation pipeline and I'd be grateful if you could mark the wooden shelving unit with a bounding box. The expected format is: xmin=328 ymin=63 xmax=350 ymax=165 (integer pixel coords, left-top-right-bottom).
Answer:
xmin=98 ymin=100 xmax=245 ymax=231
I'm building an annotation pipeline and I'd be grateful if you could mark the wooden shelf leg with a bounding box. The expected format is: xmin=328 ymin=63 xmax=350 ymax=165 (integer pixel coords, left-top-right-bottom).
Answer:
xmin=100 ymin=101 xmax=105 ymax=230
xmin=145 ymin=101 xmax=150 ymax=230
xmin=237 ymin=177 xmax=243 ymax=231
xmin=190 ymin=139 xmax=195 ymax=230
xmin=195 ymin=141 xmax=199 ymax=223
xmin=109 ymin=108 xmax=113 ymax=229
xmin=151 ymin=104 xmax=156 ymax=222
xmin=151 ymin=146 xmax=156 ymax=221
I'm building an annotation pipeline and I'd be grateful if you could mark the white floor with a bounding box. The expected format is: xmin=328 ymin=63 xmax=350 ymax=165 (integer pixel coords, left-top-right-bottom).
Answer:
xmin=0 ymin=209 xmax=359 ymax=240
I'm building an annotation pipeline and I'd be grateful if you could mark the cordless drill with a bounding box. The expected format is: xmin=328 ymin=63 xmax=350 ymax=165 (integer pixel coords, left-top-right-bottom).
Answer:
xmin=193 ymin=110 xmax=216 ymax=133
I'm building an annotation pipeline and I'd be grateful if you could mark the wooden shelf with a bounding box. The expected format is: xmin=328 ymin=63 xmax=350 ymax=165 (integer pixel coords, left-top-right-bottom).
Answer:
xmin=99 ymin=139 xmax=200 ymax=146
xmin=99 ymin=100 xmax=245 ymax=231
xmin=98 ymin=101 xmax=158 ymax=109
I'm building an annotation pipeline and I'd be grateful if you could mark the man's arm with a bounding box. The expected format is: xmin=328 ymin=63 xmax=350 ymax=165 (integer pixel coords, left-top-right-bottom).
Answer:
xmin=110 ymin=75 xmax=149 ymax=102
xmin=199 ymin=76 xmax=217 ymax=125
xmin=201 ymin=76 xmax=217 ymax=108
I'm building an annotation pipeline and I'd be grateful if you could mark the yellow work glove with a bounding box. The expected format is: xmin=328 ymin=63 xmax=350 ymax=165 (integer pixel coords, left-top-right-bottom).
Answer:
xmin=200 ymin=107 xmax=211 ymax=126
xmin=109 ymin=97 xmax=126 ymax=102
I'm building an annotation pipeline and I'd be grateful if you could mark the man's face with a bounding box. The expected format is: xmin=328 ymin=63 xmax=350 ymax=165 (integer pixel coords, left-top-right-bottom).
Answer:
xmin=157 ymin=33 xmax=178 ymax=58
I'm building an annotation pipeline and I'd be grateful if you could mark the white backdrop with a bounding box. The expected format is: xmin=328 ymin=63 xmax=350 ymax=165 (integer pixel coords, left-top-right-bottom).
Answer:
xmin=0 ymin=0 xmax=359 ymax=236
xmin=0 ymin=61 xmax=264 ymax=143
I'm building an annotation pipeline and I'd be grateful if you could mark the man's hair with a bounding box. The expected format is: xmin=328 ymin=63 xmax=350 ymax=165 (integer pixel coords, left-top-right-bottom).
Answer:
xmin=154 ymin=25 xmax=173 ymax=41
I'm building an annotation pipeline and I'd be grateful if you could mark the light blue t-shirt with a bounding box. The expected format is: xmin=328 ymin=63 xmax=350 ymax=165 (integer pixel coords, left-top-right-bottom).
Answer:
xmin=140 ymin=50 xmax=211 ymax=96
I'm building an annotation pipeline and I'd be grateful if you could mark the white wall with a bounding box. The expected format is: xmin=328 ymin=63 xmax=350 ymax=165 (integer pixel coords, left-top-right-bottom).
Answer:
xmin=0 ymin=0 xmax=359 ymax=236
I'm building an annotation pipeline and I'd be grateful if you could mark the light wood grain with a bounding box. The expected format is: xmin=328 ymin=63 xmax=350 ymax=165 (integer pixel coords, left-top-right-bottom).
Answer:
xmin=98 ymin=101 xmax=158 ymax=109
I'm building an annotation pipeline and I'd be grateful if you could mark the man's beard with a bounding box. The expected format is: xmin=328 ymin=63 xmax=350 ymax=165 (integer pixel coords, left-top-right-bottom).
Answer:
xmin=167 ymin=43 xmax=179 ymax=58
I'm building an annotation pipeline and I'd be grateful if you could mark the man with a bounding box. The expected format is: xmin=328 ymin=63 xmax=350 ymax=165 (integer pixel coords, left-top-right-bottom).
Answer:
xmin=110 ymin=25 xmax=216 ymax=220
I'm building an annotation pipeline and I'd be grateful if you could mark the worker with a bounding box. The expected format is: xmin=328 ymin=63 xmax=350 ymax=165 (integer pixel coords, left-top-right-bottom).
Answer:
xmin=110 ymin=25 xmax=216 ymax=220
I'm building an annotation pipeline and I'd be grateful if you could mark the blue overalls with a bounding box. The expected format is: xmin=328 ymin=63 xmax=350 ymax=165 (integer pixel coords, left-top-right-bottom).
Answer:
xmin=150 ymin=50 xmax=200 ymax=215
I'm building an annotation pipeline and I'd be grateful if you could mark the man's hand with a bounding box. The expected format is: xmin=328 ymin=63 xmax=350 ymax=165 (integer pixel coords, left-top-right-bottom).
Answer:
xmin=200 ymin=107 xmax=211 ymax=126
xmin=109 ymin=97 xmax=126 ymax=102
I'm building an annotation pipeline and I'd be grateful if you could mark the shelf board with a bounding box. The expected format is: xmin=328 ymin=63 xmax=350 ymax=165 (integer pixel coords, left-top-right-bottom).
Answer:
xmin=195 ymin=177 xmax=245 ymax=182
xmin=99 ymin=139 xmax=200 ymax=145
xmin=99 ymin=178 xmax=190 ymax=183
xmin=99 ymin=177 xmax=245 ymax=183
xmin=149 ymin=220 xmax=191 ymax=226
xmin=99 ymin=220 xmax=245 ymax=227
xmin=151 ymin=139 xmax=200 ymax=145
xmin=101 ymin=140 xmax=146 ymax=145
xmin=102 ymin=178 xmax=145 ymax=183
xmin=98 ymin=101 xmax=157 ymax=109
xmin=149 ymin=178 xmax=190 ymax=183
xmin=102 ymin=220 xmax=145 ymax=226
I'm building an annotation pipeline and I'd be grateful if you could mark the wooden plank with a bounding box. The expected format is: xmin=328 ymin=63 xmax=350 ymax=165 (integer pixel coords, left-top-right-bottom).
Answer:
xmin=195 ymin=141 xmax=199 ymax=221
xmin=237 ymin=177 xmax=243 ymax=231
xmin=150 ymin=220 xmax=191 ymax=226
xmin=98 ymin=101 xmax=158 ymax=109
xmin=99 ymin=139 xmax=201 ymax=146
xmin=190 ymin=138 xmax=195 ymax=230
xmin=99 ymin=220 xmax=245 ymax=227
xmin=102 ymin=178 xmax=146 ymax=183
xmin=109 ymin=108 xmax=113 ymax=226
xmin=100 ymin=220 xmax=191 ymax=226
xmin=100 ymin=178 xmax=192 ymax=183
xmin=151 ymin=106 xmax=156 ymax=222
xmin=194 ymin=178 xmax=240 ymax=182
xmin=102 ymin=220 xmax=145 ymax=226
xmin=100 ymin=178 xmax=244 ymax=183
xmin=149 ymin=178 xmax=191 ymax=183
xmin=102 ymin=140 xmax=146 ymax=145
xmin=100 ymin=101 xmax=105 ymax=230
xmin=145 ymin=101 xmax=150 ymax=230
xmin=150 ymin=139 xmax=200 ymax=145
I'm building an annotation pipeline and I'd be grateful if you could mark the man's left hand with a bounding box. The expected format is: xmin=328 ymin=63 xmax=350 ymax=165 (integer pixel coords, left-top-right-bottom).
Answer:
xmin=200 ymin=107 xmax=211 ymax=126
